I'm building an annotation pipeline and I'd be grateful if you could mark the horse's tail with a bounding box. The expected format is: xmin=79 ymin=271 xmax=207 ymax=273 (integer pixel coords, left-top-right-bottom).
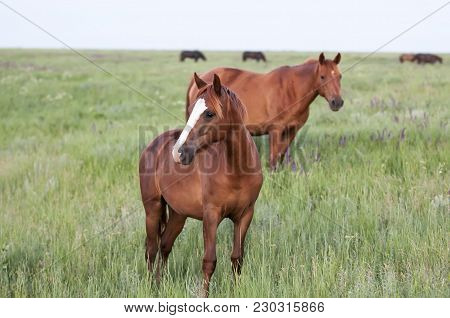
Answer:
xmin=158 ymin=198 xmax=168 ymax=241
xmin=185 ymin=76 xmax=194 ymax=120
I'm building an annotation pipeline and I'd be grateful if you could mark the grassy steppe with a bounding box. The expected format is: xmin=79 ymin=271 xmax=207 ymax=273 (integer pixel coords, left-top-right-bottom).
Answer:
xmin=0 ymin=50 xmax=448 ymax=297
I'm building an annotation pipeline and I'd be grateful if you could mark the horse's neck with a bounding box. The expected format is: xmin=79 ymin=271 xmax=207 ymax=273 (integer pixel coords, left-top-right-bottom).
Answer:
xmin=282 ymin=63 xmax=319 ymax=112
xmin=294 ymin=63 xmax=319 ymax=95
xmin=224 ymin=125 xmax=256 ymax=174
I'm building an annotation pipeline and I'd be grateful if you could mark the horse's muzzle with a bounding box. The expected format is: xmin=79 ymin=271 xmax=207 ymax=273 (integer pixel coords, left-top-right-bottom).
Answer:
xmin=329 ymin=97 xmax=344 ymax=111
xmin=178 ymin=144 xmax=196 ymax=165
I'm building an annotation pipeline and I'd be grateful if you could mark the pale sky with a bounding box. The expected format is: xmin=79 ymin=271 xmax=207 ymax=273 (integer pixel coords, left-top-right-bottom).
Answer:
xmin=1 ymin=0 xmax=449 ymax=52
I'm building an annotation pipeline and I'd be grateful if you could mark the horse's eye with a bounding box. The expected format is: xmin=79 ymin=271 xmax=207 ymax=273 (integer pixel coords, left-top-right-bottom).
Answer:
xmin=320 ymin=75 xmax=325 ymax=80
xmin=205 ymin=110 xmax=215 ymax=119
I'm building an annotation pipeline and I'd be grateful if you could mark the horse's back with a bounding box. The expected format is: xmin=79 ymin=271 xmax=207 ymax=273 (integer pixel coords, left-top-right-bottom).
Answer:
xmin=414 ymin=53 xmax=442 ymax=64
xmin=140 ymin=130 xmax=179 ymax=175
xmin=204 ymin=67 xmax=260 ymax=80
xmin=188 ymin=67 xmax=260 ymax=103
xmin=200 ymin=66 xmax=293 ymax=97
xmin=188 ymin=67 xmax=271 ymax=122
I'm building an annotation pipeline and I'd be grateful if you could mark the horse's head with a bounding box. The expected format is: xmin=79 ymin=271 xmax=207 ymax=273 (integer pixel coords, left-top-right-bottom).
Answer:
xmin=316 ymin=52 xmax=344 ymax=112
xmin=172 ymin=73 xmax=246 ymax=165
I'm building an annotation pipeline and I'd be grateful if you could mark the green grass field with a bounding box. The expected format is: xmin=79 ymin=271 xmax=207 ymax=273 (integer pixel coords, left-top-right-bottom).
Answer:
xmin=0 ymin=50 xmax=448 ymax=297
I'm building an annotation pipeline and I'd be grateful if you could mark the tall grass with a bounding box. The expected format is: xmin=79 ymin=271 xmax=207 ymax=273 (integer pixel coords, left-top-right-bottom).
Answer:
xmin=0 ymin=50 xmax=448 ymax=297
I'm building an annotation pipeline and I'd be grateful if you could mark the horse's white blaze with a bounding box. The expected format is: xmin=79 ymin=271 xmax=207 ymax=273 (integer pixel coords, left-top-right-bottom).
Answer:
xmin=172 ymin=98 xmax=207 ymax=163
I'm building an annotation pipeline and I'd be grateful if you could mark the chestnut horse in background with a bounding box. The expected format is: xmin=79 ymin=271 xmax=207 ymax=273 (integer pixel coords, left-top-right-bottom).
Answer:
xmin=399 ymin=54 xmax=415 ymax=63
xmin=186 ymin=53 xmax=344 ymax=170
xmin=139 ymin=74 xmax=263 ymax=297
xmin=399 ymin=53 xmax=443 ymax=64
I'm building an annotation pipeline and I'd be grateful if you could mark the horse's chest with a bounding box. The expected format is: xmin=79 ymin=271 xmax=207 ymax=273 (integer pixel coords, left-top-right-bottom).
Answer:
xmin=297 ymin=109 xmax=310 ymax=126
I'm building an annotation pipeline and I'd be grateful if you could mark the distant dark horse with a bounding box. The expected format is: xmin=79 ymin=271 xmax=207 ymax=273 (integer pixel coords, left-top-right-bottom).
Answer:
xmin=414 ymin=53 xmax=442 ymax=64
xmin=242 ymin=51 xmax=266 ymax=62
xmin=180 ymin=50 xmax=207 ymax=62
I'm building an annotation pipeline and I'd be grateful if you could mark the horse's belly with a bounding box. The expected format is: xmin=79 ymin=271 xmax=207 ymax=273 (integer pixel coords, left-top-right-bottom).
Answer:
xmin=160 ymin=179 xmax=204 ymax=220
xmin=157 ymin=159 xmax=204 ymax=219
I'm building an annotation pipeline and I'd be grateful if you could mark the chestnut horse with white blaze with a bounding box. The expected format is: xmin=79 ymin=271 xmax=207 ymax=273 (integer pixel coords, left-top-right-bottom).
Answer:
xmin=186 ymin=53 xmax=344 ymax=170
xmin=139 ymin=74 xmax=263 ymax=297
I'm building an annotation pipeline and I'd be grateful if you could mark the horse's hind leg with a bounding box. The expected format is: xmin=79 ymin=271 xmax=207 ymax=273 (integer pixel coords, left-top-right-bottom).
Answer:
xmin=144 ymin=198 xmax=165 ymax=273
xmin=231 ymin=204 xmax=255 ymax=277
xmin=156 ymin=207 xmax=186 ymax=281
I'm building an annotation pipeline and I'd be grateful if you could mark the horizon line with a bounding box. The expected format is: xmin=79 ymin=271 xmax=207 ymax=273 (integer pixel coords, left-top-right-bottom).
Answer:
xmin=1 ymin=47 xmax=449 ymax=54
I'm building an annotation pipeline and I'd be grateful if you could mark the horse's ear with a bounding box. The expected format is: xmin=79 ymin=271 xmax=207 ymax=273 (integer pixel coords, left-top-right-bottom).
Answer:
xmin=319 ymin=52 xmax=325 ymax=65
xmin=213 ymin=74 xmax=222 ymax=96
xmin=333 ymin=53 xmax=341 ymax=65
xmin=193 ymin=72 xmax=207 ymax=89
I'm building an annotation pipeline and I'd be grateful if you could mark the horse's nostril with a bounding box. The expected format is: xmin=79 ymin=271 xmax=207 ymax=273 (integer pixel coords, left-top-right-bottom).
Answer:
xmin=331 ymin=99 xmax=336 ymax=106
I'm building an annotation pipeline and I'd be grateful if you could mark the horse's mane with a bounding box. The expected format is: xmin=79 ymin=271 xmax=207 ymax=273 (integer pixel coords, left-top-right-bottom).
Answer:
xmin=199 ymin=85 xmax=247 ymax=122
xmin=224 ymin=87 xmax=248 ymax=122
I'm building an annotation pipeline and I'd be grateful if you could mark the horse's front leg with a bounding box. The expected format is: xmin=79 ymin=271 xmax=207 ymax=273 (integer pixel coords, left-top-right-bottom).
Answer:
xmin=202 ymin=208 xmax=221 ymax=297
xmin=231 ymin=203 xmax=255 ymax=277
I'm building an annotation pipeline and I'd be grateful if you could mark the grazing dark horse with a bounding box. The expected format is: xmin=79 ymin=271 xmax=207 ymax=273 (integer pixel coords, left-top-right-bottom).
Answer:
xmin=399 ymin=54 xmax=415 ymax=63
xmin=186 ymin=52 xmax=344 ymax=170
xmin=414 ymin=53 xmax=442 ymax=64
xmin=180 ymin=50 xmax=207 ymax=62
xmin=139 ymin=74 xmax=263 ymax=297
xmin=243 ymin=51 xmax=267 ymax=62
